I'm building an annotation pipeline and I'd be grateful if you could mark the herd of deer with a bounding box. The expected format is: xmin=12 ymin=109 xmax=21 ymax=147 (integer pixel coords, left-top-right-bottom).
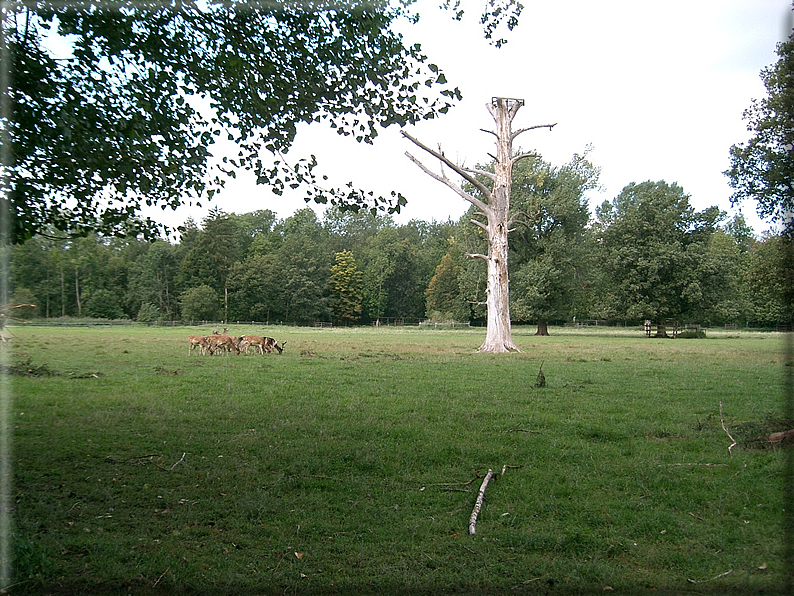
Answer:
xmin=188 ymin=327 xmax=286 ymax=356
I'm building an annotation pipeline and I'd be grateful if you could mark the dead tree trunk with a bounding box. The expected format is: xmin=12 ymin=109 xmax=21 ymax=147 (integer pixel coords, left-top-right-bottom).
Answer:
xmin=403 ymin=98 xmax=555 ymax=353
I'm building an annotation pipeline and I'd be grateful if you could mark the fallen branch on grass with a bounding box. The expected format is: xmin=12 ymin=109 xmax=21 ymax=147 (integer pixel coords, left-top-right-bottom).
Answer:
xmin=719 ymin=403 xmax=737 ymax=457
xmin=124 ymin=453 xmax=186 ymax=471
xmin=468 ymin=469 xmax=495 ymax=535
xmin=165 ymin=452 xmax=186 ymax=471
xmin=687 ymin=569 xmax=733 ymax=584
xmin=152 ymin=566 xmax=170 ymax=587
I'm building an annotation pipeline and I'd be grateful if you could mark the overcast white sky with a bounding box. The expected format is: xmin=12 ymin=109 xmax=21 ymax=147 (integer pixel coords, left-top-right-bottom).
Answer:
xmin=160 ymin=0 xmax=792 ymax=236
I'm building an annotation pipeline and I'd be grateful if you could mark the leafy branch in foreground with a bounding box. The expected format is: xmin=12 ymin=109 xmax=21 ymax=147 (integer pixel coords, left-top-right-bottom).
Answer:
xmin=726 ymin=30 xmax=794 ymax=234
xmin=2 ymin=0 xmax=523 ymax=244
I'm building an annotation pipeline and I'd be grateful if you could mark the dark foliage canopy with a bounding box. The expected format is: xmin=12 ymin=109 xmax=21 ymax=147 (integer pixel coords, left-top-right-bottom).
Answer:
xmin=726 ymin=30 xmax=794 ymax=234
xmin=2 ymin=0 xmax=524 ymax=244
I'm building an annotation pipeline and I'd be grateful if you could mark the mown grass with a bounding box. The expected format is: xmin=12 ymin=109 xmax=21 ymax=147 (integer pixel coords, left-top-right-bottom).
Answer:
xmin=7 ymin=325 xmax=790 ymax=594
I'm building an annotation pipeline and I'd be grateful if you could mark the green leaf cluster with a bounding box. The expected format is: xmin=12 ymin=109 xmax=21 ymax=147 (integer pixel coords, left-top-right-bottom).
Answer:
xmin=5 ymin=0 xmax=469 ymax=243
xmin=726 ymin=34 xmax=794 ymax=233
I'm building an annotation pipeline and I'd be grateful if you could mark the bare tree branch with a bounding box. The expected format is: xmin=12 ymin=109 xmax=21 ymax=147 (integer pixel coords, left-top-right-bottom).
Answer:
xmin=402 ymin=130 xmax=493 ymax=208
xmin=512 ymin=123 xmax=557 ymax=141
xmin=511 ymin=152 xmax=540 ymax=165
xmin=404 ymin=151 xmax=488 ymax=211
xmin=464 ymin=167 xmax=496 ymax=181
xmin=469 ymin=218 xmax=488 ymax=232
xmin=466 ymin=252 xmax=489 ymax=260
xmin=480 ymin=128 xmax=498 ymax=138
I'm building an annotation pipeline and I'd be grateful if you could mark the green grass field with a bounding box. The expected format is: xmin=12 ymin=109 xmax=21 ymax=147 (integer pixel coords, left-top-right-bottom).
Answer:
xmin=6 ymin=325 xmax=791 ymax=594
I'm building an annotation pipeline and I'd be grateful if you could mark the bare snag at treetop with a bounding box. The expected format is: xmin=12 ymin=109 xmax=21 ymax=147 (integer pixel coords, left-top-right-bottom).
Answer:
xmin=402 ymin=98 xmax=555 ymax=353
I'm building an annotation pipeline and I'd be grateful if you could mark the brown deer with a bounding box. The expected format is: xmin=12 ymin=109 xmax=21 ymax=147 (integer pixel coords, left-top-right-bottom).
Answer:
xmin=187 ymin=335 xmax=210 ymax=356
xmin=238 ymin=335 xmax=266 ymax=354
xmin=263 ymin=337 xmax=286 ymax=354
xmin=206 ymin=334 xmax=240 ymax=355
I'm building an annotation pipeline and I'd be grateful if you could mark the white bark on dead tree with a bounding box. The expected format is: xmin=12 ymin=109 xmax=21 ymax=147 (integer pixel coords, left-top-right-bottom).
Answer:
xmin=402 ymin=98 xmax=555 ymax=353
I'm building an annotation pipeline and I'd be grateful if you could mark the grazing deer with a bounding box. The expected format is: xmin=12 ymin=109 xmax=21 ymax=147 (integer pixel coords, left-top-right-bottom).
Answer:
xmin=263 ymin=337 xmax=286 ymax=354
xmin=239 ymin=335 xmax=266 ymax=354
xmin=206 ymin=334 xmax=240 ymax=355
xmin=187 ymin=335 xmax=210 ymax=356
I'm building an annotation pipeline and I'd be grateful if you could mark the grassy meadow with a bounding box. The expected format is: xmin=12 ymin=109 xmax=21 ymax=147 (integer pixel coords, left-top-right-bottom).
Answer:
xmin=6 ymin=324 xmax=791 ymax=594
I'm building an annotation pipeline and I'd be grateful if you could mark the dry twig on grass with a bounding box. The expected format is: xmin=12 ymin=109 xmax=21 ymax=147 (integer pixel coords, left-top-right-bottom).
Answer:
xmin=162 ymin=452 xmax=187 ymax=472
xmin=129 ymin=453 xmax=186 ymax=471
xmin=719 ymin=402 xmax=738 ymax=456
xmin=152 ymin=566 xmax=170 ymax=587
xmin=687 ymin=569 xmax=733 ymax=584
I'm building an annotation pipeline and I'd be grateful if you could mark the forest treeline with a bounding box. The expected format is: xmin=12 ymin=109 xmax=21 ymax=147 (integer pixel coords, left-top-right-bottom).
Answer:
xmin=8 ymin=155 xmax=789 ymax=329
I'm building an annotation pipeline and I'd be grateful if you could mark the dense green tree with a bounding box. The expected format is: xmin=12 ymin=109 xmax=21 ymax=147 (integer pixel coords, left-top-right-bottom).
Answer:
xmin=234 ymin=210 xmax=279 ymax=258
xmin=595 ymin=181 xmax=727 ymax=330
xmin=9 ymin=287 xmax=37 ymax=319
xmin=85 ymin=288 xmax=124 ymax=319
xmin=324 ymin=208 xmax=391 ymax=255
xmin=180 ymin=285 xmax=220 ymax=322
xmin=274 ymin=209 xmax=332 ymax=322
xmin=385 ymin=240 xmax=425 ymax=319
xmin=360 ymin=226 xmax=400 ymax=322
xmin=3 ymin=0 xmax=519 ymax=243
xmin=6 ymin=202 xmax=768 ymax=328
xmin=455 ymin=150 xmax=598 ymax=331
xmin=178 ymin=209 xmax=244 ymax=295
xmin=226 ymin=253 xmax=281 ymax=322
xmin=127 ymin=240 xmax=179 ymax=320
xmin=329 ymin=250 xmax=364 ymax=325
xmin=726 ymin=33 xmax=794 ymax=233
xmin=399 ymin=219 xmax=459 ymax=293
xmin=10 ymin=236 xmax=53 ymax=317
xmin=136 ymin=302 xmax=161 ymax=323
xmin=742 ymin=235 xmax=789 ymax=327
xmin=360 ymin=226 xmax=425 ymax=322
xmin=724 ymin=214 xmax=757 ymax=254
xmin=507 ymin=151 xmax=599 ymax=334
xmin=687 ymin=230 xmax=747 ymax=326
xmin=425 ymin=252 xmax=468 ymax=321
